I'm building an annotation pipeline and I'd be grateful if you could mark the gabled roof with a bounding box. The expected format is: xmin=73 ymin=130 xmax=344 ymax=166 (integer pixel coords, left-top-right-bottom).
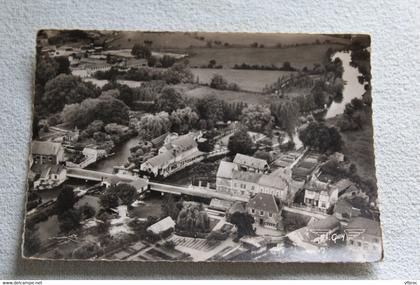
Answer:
xmin=147 ymin=216 xmax=175 ymax=234
xmin=151 ymin=132 xmax=169 ymax=148
xmin=32 ymin=141 xmax=62 ymax=156
xmin=335 ymin=179 xmax=353 ymax=193
xmin=346 ymin=217 xmax=382 ymax=237
xmin=232 ymin=170 xmax=262 ymax=184
xmin=171 ymin=133 xmax=197 ymax=151
xmin=216 ymin=161 xmax=238 ymax=179
xmin=248 ymin=193 xmax=281 ymax=213
xmin=233 ymin=153 xmax=268 ymax=170
xmin=307 ymin=216 xmax=340 ymax=230
xmin=258 ymin=173 xmax=288 ymax=190
xmin=31 ymin=164 xmax=51 ymax=176
xmin=144 ymin=151 xmax=175 ymax=168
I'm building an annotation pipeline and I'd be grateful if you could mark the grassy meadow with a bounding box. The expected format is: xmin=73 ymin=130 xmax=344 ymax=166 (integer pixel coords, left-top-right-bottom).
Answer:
xmin=190 ymin=68 xmax=294 ymax=92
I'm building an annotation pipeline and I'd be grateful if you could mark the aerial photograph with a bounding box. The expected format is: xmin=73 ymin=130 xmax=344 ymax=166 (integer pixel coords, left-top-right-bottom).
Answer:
xmin=23 ymin=30 xmax=381 ymax=262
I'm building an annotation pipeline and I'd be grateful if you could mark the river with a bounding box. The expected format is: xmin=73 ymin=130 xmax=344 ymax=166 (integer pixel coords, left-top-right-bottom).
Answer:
xmin=87 ymin=136 xmax=140 ymax=173
xmin=324 ymin=51 xmax=366 ymax=119
xmin=292 ymin=50 xmax=366 ymax=148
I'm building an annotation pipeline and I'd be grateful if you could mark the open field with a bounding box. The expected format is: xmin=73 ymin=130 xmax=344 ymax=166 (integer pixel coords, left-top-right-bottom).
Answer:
xmin=191 ymin=68 xmax=294 ymax=92
xmin=187 ymin=44 xmax=345 ymax=69
xmin=175 ymin=84 xmax=278 ymax=105
xmin=102 ymin=31 xmax=350 ymax=50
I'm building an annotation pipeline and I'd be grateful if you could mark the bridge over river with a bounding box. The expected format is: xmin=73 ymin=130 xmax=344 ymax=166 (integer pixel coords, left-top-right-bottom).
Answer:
xmin=66 ymin=168 xmax=248 ymax=202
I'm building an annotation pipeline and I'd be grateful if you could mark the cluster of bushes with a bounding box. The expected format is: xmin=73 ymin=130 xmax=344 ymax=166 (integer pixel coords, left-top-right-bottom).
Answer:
xmin=233 ymin=61 xmax=296 ymax=71
xmin=209 ymin=74 xmax=240 ymax=91
xmin=337 ymin=98 xmax=369 ymax=131
xmin=93 ymin=64 xmax=194 ymax=85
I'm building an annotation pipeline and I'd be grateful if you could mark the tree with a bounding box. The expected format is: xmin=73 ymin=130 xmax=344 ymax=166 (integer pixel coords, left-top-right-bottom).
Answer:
xmin=230 ymin=212 xmax=255 ymax=240
xmin=147 ymin=56 xmax=158 ymax=67
xmin=170 ymin=107 xmax=199 ymax=134
xmin=270 ymin=100 xmax=299 ymax=135
xmin=240 ymin=105 xmax=274 ymax=135
xmin=133 ymin=111 xmax=172 ymax=140
xmin=58 ymin=208 xmax=82 ymax=232
xmin=102 ymin=82 xmax=134 ymax=106
xmin=100 ymin=192 xmax=119 ymax=210
xmin=163 ymin=63 xmax=194 ymax=84
xmin=176 ymin=203 xmax=210 ymax=234
xmin=61 ymin=95 xmax=130 ymax=128
xmin=155 ymin=87 xmax=186 ymax=113
xmin=43 ymin=74 xmax=100 ymax=113
xmin=78 ymin=205 xmax=96 ymax=220
xmin=56 ymin=186 xmax=77 ymax=213
xmin=54 ymin=56 xmax=71 ymax=75
xmin=131 ymin=43 xmax=151 ymax=59
xmin=114 ymin=183 xmax=137 ymax=206
xmin=161 ymin=194 xmax=183 ymax=220
xmin=210 ymin=74 xmax=228 ymax=90
xmin=228 ymin=129 xmax=255 ymax=155
xmin=254 ymin=150 xmax=271 ymax=162
xmin=298 ymin=122 xmax=342 ymax=153
xmin=160 ymin=55 xmax=177 ymax=68
xmin=194 ymin=95 xmax=225 ymax=127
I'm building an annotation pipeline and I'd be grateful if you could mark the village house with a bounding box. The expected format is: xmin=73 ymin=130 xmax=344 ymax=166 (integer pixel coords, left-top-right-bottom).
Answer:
xmin=233 ymin=153 xmax=269 ymax=173
xmin=31 ymin=141 xmax=65 ymax=165
xmin=247 ymin=193 xmax=283 ymax=229
xmin=345 ymin=217 xmax=382 ymax=255
xmin=333 ymin=199 xmax=362 ymax=221
xmin=33 ymin=164 xmax=67 ymax=190
xmin=140 ymin=132 xmax=203 ymax=177
xmin=303 ymin=175 xmax=353 ymax=212
xmin=215 ymin=157 xmax=290 ymax=202
xmin=287 ymin=215 xmax=340 ymax=251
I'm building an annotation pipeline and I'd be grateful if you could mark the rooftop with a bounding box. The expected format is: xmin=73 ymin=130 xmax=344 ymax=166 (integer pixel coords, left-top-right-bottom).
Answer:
xmin=307 ymin=216 xmax=340 ymax=230
xmin=233 ymin=153 xmax=268 ymax=171
xmin=258 ymin=172 xmax=288 ymax=190
xmin=232 ymin=169 xmax=262 ymax=184
xmin=346 ymin=217 xmax=382 ymax=237
xmin=248 ymin=193 xmax=281 ymax=213
xmin=147 ymin=216 xmax=175 ymax=234
xmin=216 ymin=161 xmax=238 ymax=179
xmin=32 ymin=141 xmax=63 ymax=156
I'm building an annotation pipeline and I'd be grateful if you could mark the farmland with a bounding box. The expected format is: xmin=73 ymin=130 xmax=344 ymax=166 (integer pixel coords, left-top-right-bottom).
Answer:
xmin=186 ymin=44 xmax=345 ymax=69
xmin=191 ymin=68 xmax=294 ymax=92
xmin=101 ymin=31 xmax=350 ymax=50
xmin=174 ymin=84 xmax=278 ymax=105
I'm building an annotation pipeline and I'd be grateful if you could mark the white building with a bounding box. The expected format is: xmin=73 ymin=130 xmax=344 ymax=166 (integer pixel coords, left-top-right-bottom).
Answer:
xmin=140 ymin=132 xmax=203 ymax=177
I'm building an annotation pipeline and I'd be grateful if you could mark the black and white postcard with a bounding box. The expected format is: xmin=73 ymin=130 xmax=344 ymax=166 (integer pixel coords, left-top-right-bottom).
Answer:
xmin=23 ymin=30 xmax=382 ymax=262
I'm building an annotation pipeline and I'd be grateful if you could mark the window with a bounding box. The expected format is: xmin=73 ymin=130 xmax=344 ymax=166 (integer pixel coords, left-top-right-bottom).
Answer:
xmin=251 ymin=208 xmax=255 ymax=214
xmin=321 ymin=202 xmax=326 ymax=208
xmin=251 ymin=185 xmax=255 ymax=191
xmin=349 ymin=239 xmax=354 ymax=245
xmin=357 ymin=242 xmax=362 ymax=247
xmin=373 ymin=238 xmax=379 ymax=243
xmin=269 ymin=212 xmax=273 ymax=218
xmin=260 ymin=210 xmax=264 ymax=216
xmin=241 ymin=191 xmax=245 ymax=195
